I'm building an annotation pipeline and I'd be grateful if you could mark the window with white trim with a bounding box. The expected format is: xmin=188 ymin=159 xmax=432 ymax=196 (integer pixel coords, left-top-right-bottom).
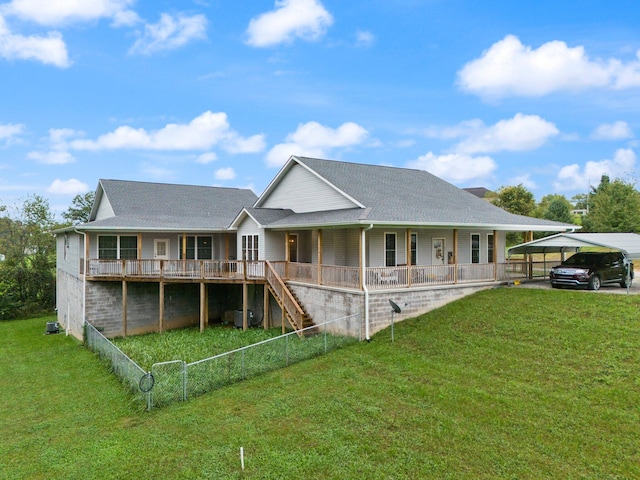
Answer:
xmin=179 ymin=236 xmax=213 ymax=260
xmin=410 ymin=233 xmax=417 ymax=266
xmin=471 ymin=234 xmax=480 ymax=264
xmin=98 ymin=235 xmax=138 ymax=260
xmin=242 ymin=234 xmax=259 ymax=261
xmin=487 ymin=234 xmax=494 ymax=263
xmin=385 ymin=233 xmax=397 ymax=267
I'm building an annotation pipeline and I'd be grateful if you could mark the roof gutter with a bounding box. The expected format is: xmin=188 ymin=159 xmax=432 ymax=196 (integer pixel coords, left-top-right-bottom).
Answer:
xmin=361 ymin=223 xmax=373 ymax=341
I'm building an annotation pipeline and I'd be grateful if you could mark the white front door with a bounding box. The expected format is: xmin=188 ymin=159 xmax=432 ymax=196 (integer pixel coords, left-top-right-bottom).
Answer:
xmin=154 ymin=239 xmax=170 ymax=260
xmin=432 ymin=238 xmax=445 ymax=265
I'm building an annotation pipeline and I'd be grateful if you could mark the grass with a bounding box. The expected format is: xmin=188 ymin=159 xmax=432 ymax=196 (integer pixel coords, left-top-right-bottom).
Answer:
xmin=111 ymin=326 xmax=287 ymax=370
xmin=2 ymin=287 xmax=640 ymax=478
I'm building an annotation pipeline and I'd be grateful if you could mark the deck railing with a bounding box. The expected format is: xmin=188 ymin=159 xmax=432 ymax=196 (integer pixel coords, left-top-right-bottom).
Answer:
xmin=86 ymin=259 xmax=533 ymax=288
xmin=87 ymin=259 xmax=257 ymax=281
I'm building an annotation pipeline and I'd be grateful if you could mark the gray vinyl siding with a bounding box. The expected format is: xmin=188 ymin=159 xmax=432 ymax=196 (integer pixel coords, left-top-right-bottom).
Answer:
xmin=56 ymin=232 xmax=82 ymax=276
xmin=318 ymin=229 xmax=360 ymax=267
xmin=94 ymin=195 xmax=115 ymax=220
xmin=265 ymin=230 xmax=285 ymax=261
xmin=261 ymin=163 xmax=358 ymax=213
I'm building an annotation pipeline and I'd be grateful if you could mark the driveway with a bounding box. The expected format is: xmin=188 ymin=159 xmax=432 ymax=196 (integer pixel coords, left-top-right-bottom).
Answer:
xmin=515 ymin=278 xmax=640 ymax=295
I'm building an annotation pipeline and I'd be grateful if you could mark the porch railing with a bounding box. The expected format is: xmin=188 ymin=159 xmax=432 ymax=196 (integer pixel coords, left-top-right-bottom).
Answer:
xmin=86 ymin=259 xmax=262 ymax=281
xmin=86 ymin=258 xmax=540 ymax=288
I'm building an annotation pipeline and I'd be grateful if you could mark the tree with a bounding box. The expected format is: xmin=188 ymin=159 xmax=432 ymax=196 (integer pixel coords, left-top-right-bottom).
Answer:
xmin=543 ymin=198 xmax=574 ymax=224
xmin=571 ymin=193 xmax=588 ymax=211
xmin=490 ymin=184 xmax=536 ymax=245
xmin=582 ymin=175 xmax=640 ymax=232
xmin=491 ymin=184 xmax=535 ymax=217
xmin=0 ymin=196 xmax=56 ymax=318
xmin=62 ymin=191 xmax=95 ymax=225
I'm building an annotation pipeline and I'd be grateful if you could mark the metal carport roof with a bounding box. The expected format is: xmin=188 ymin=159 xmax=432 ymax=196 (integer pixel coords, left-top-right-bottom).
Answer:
xmin=508 ymin=233 xmax=640 ymax=260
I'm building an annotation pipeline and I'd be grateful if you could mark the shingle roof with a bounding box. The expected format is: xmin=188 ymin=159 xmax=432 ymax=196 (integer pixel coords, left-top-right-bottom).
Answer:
xmin=258 ymin=157 xmax=574 ymax=230
xmin=83 ymin=179 xmax=257 ymax=231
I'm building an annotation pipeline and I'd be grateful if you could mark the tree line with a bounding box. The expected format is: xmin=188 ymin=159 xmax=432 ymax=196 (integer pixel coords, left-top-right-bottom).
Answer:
xmin=0 ymin=192 xmax=93 ymax=319
xmin=1 ymin=174 xmax=639 ymax=319
xmin=488 ymin=175 xmax=640 ymax=244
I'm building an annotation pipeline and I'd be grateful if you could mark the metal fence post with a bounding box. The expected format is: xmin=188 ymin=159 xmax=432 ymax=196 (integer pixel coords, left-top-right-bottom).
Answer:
xmin=182 ymin=361 xmax=187 ymax=401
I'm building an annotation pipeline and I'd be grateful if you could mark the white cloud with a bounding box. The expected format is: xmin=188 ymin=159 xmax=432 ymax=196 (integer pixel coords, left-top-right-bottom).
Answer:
xmin=214 ymin=167 xmax=236 ymax=181
xmin=0 ymin=122 xmax=25 ymax=143
xmin=47 ymin=178 xmax=89 ymax=195
xmin=27 ymin=150 xmax=75 ymax=165
xmin=456 ymin=114 xmax=558 ymax=154
xmin=456 ymin=35 xmax=640 ymax=99
xmin=554 ymin=148 xmax=636 ymax=191
xmin=1 ymin=0 xmax=139 ymax=27
xmin=246 ymin=0 xmax=333 ymax=47
xmin=425 ymin=114 xmax=558 ymax=154
xmin=508 ymin=174 xmax=537 ymax=191
xmin=195 ymin=152 xmax=217 ymax=164
xmin=355 ymin=30 xmax=374 ymax=48
xmin=129 ymin=13 xmax=207 ymax=55
xmin=407 ymin=152 xmax=497 ymax=184
xmin=0 ymin=15 xmax=70 ymax=67
xmin=266 ymin=121 xmax=368 ymax=167
xmin=69 ymin=111 xmax=266 ymax=153
xmin=591 ymin=121 xmax=633 ymax=140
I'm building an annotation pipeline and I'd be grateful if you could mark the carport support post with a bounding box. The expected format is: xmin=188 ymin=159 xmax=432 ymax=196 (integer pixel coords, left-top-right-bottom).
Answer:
xmin=527 ymin=231 xmax=534 ymax=279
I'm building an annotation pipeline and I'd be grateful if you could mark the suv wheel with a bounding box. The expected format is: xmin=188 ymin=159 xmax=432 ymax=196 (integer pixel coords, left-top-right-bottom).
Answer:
xmin=588 ymin=275 xmax=601 ymax=291
xmin=621 ymin=277 xmax=633 ymax=288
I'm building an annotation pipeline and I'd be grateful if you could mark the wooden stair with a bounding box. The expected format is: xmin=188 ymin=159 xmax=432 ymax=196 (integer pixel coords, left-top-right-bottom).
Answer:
xmin=265 ymin=261 xmax=316 ymax=337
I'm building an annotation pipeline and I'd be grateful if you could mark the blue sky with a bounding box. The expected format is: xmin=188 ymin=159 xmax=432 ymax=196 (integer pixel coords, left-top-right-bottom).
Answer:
xmin=2 ymin=0 xmax=640 ymax=217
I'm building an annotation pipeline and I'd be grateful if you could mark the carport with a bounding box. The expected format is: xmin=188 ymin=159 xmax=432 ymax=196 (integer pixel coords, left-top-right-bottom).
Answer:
xmin=507 ymin=232 xmax=640 ymax=280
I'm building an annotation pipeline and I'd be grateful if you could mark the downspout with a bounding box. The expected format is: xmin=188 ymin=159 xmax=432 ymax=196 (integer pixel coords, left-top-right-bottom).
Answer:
xmin=362 ymin=224 xmax=374 ymax=341
xmin=74 ymin=228 xmax=87 ymax=335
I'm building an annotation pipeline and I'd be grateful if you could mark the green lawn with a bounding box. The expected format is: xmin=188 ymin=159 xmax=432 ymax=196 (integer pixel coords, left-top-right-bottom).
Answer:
xmin=2 ymin=288 xmax=639 ymax=479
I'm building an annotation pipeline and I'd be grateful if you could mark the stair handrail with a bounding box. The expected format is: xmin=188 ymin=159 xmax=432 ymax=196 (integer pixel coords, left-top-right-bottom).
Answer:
xmin=265 ymin=260 xmax=307 ymax=330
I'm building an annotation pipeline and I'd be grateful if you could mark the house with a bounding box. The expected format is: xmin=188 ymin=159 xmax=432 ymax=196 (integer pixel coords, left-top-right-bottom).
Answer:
xmin=56 ymin=156 xmax=576 ymax=341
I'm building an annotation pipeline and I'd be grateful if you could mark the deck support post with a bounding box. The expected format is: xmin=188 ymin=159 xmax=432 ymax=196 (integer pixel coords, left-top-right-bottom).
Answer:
xmin=159 ymin=281 xmax=165 ymax=333
xmin=242 ymin=282 xmax=248 ymax=331
xmin=122 ymin=280 xmax=128 ymax=337
xmin=263 ymin=284 xmax=270 ymax=330
xmin=199 ymin=282 xmax=206 ymax=333
xmin=317 ymin=229 xmax=323 ymax=286
xmin=281 ymin=303 xmax=286 ymax=334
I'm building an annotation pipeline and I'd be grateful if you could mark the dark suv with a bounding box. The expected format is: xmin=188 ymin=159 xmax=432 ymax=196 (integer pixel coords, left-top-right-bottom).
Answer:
xmin=549 ymin=251 xmax=634 ymax=290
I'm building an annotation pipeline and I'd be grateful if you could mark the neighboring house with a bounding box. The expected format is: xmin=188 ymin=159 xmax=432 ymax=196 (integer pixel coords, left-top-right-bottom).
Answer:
xmin=56 ymin=157 xmax=576 ymax=341
xmin=463 ymin=187 xmax=492 ymax=199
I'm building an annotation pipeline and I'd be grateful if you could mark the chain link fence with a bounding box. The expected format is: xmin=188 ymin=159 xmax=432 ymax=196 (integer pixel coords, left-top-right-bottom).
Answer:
xmin=86 ymin=313 xmax=361 ymax=410
xmin=85 ymin=322 xmax=152 ymax=409
xmin=150 ymin=313 xmax=361 ymax=408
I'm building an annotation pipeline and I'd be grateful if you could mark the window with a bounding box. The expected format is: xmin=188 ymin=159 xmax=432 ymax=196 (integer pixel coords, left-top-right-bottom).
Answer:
xmin=98 ymin=236 xmax=117 ymax=259
xmin=385 ymin=233 xmax=397 ymax=267
xmin=179 ymin=236 xmax=213 ymax=260
xmin=98 ymin=235 xmax=137 ymax=260
xmin=471 ymin=234 xmax=480 ymax=264
xmin=410 ymin=233 xmax=417 ymax=266
xmin=197 ymin=236 xmax=212 ymax=260
xmin=487 ymin=234 xmax=494 ymax=263
xmin=242 ymin=234 xmax=259 ymax=261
